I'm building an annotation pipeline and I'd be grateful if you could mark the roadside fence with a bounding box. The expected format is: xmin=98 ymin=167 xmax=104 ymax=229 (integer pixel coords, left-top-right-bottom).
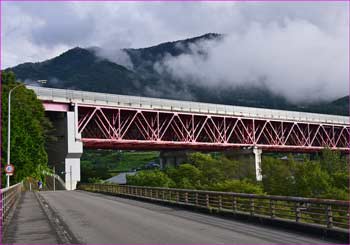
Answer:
xmin=1 ymin=182 xmax=23 ymax=226
xmin=78 ymin=183 xmax=349 ymax=232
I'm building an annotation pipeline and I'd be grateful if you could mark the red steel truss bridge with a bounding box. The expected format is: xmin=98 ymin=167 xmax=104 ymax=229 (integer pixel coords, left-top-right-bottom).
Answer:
xmin=29 ymin=86 xmax=350 ymax=153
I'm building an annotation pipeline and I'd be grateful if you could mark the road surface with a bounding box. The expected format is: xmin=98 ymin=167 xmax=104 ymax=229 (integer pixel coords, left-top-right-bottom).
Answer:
xmin=40 ymin=190 xmax=333 ymax=244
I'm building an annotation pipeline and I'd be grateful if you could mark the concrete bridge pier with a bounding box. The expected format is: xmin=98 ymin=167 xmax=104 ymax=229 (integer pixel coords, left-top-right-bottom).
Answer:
xmin=159 ymin=151 xmax=188 ymax=169
xmin=253 ymin=147 xmax=262 ymax=181
xmin=65 ymin=110 xmax=83 ymax=190
xmin=46 ymin=105 xmax=82 ymax=190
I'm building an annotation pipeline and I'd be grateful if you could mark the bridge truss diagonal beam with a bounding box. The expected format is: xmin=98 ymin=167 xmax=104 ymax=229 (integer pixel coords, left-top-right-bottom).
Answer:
xmin=77 ymin=104 xmax=350 ymax=152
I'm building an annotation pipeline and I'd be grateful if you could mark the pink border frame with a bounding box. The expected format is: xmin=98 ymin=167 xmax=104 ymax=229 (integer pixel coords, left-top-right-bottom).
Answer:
xmin=0 ymin=1 xmax=349 ymax=244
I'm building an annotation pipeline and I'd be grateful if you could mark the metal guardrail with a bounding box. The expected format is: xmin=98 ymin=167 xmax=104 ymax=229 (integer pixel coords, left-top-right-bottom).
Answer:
xmin=27 ymin=86 xmax=349 ymax=126
xmin=79 ymin=183 xmax=350 ymax=231
xmin=1 ymin=182 xmax=23 ymax=225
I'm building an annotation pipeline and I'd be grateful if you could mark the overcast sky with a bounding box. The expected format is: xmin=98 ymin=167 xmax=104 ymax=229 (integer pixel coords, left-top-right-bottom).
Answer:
xmin=1 ymin=1 xmax=349 ymax=101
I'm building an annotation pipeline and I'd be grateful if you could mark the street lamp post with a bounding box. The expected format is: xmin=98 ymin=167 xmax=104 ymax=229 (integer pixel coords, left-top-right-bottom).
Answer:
xmin=6 ymin=80 xmax=46 ymax=187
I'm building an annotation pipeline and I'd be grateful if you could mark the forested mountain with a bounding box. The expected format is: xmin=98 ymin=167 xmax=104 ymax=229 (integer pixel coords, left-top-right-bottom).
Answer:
xmin=6 ymin=33 xmax=349 ymax=116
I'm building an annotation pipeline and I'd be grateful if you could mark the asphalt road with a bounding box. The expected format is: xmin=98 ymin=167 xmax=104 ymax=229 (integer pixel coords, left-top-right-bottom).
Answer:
xmin=40 ymin=190 xmax=332 ymax=244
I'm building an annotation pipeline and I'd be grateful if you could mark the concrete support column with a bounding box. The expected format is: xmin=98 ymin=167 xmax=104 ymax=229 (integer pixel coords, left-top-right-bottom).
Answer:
xmin=65 ymin=111 xmax=83 ymax=190
xmin=159 ymin=157 xmax=165 ymax=169
xmin=159 ymin=151 xmax=188 ymax=169
xmin=65 ymin=158 xmax=80 ymax=190
xmin=253 ymin=147 xmax=262 ymax=181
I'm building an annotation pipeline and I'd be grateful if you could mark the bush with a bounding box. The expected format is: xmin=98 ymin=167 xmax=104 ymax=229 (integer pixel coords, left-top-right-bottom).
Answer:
xmin=126 ymin=170 xmax=174 ymax=187
xmin=88 ymin=177 xmax=105 ymax=184
xmin=261 ymin=156 xmax=295 ymax=196
xmin=166 ymin=164 xmax=202 ymax=189
xmin=126 ymin=151 xmax=348 ymax=200
xmin=209 ymin=179 xmax=264 ymax=194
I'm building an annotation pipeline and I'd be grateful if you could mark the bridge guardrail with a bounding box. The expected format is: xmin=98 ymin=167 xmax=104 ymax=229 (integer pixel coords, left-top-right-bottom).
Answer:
xmin=78 ymin=183 xmax=349 ymax=231
xmin=27 ymin=86 xmax=349 ymax=125
xmin=1 ymin=182 xmax=23 ymax=226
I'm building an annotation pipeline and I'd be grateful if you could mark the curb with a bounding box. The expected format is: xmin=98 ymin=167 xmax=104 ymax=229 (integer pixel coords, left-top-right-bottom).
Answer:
xmin=35 ymin=192 xmax=82 ymax=244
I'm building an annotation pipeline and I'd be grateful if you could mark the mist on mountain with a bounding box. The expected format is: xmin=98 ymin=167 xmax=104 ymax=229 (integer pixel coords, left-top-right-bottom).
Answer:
xmin=6 ymin=33 xmax=349 ymax=116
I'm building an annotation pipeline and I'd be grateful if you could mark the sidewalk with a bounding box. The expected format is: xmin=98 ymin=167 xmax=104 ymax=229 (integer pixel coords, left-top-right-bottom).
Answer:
xmin=3 ymin=192 xmax=60 ymax=244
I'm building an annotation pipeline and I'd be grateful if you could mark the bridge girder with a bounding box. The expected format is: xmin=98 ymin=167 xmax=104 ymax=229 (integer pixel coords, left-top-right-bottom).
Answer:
xmin=74 ymin=104 xmax=350 ymax=152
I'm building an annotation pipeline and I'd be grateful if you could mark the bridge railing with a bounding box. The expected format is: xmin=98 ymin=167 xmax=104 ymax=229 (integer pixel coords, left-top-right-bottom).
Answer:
xmin=1 ymin=182 xmax=23 ymax=226
xmin=78 ymin=183 xmax=349 ymax=231
xmin=28 ymin=86 xmax=349 ymax=125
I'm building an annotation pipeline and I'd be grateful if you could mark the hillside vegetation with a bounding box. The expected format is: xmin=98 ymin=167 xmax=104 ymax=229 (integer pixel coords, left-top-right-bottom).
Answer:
xmin=1 ymin=71 xmax=53 ymax=186
xmin=81 ymin=150 xmax=159 ymax=182
xmin=127 ymin=150 xmax=349 ymax=200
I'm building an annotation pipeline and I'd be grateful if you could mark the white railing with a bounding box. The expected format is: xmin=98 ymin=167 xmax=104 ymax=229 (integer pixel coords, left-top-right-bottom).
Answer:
xmin=1 ymin=182 xmax=23 ymax=226
xmin=27 ymin=86 xmax=349 ymax=126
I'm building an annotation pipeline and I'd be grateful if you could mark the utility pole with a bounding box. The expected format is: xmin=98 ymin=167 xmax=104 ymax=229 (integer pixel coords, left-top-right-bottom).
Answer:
xmin=53 ymin=166 xmax=56 ymax=192
xmin=70 ymin=165 xmax=72 ymax=191
xmin=7 ymin=88 xmax=12 ymax=188
xmin=6 ymin=80 xmax=46 ymax=187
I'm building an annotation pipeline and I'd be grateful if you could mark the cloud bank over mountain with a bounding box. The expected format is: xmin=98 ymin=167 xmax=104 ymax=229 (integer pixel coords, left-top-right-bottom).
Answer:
xmin=2 ymin=2 xmax=348 ymax=102
xmin=156 ymin=19 xmax=347 ymax=102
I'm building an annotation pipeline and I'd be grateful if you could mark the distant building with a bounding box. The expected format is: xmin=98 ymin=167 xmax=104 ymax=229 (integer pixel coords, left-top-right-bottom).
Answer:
xmin=105 ymin=171 xmax=137 ymax=185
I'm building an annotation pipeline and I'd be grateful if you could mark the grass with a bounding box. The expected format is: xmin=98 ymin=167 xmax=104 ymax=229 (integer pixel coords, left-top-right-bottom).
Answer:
xmin=81 ymin=149 xmax=159 ymax=173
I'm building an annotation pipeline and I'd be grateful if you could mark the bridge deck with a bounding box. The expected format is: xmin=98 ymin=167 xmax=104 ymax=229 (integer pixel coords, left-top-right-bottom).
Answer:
xmin=28 ymin=86 xmax=349 ymax=126
xmin=28 ymin=86 xmax=350 ymax=152
xmin=39 ymin=190 xmax=336 ymax=244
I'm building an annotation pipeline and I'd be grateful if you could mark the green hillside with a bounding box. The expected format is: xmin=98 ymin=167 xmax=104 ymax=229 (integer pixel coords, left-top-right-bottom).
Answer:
xmin=6 ymin=33 xmax=348 ymax=116
xmin=10 ymin=47 xmax=146 ymax=95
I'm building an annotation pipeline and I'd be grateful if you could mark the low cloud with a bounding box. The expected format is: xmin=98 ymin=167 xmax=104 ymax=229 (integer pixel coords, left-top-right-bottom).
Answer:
xmin=3 ymin=2 xmax=348 ymax=102
xmin=156 ymin=19 xmax=348 ymax=103
xmin=93 ymin=48 xmax=134 ymax=70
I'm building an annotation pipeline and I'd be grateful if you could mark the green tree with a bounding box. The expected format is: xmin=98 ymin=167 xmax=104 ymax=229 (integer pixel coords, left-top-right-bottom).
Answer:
xmin=261 ymin=150 xmax=349 ymax=200
xmin=188 ymin=152 xmax=224 ymax=186
xmin=166 ymin=164 xmax=202 ymax=189
xmin=209 ymin=179 xmax=264 ymax=194
xmin=293 ymin=160 xmax=332 ymax=197
xmin=220 ymin=156 xmax=256 ymax=181
xmin=1 ymin=71 xmax=52 ymax=185
xmin=122 ymin=150 xmax=348 ymax=200
xmin=126 ymin=170 xmax=174 ymax=187
xmin=320 ymin=149 xmax=346 ymax=174
xmin=261 ymin=156 xmax=295 ymax=196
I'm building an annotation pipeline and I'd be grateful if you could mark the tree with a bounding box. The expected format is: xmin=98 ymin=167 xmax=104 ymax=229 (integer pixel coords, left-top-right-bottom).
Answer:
xmin=209 ymin=179 xmax=264 ymax=194
xmin=126 ymin=170 xmax=174 ymax=187
xmin=188 ymin=152 xmax=225 ymax=186
xmin=261 ymin=151 xmax=349 ymax=200
xmin=1 ymin=71 xmax=52 ymax=185
xmin=166 ymin=164 xmax=202 ymax=189
xmin=124 ymin=150 xmax=348 ymax=200
xmin=293 ymin=160 xmax=332 ymax=197
xmin=320 ymin=148 xmax=346 ymax=174
xmin=220 ymin=156 xmax=256 ymax=181
xmin=261 ymin=156 xmax=295 ymax=196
